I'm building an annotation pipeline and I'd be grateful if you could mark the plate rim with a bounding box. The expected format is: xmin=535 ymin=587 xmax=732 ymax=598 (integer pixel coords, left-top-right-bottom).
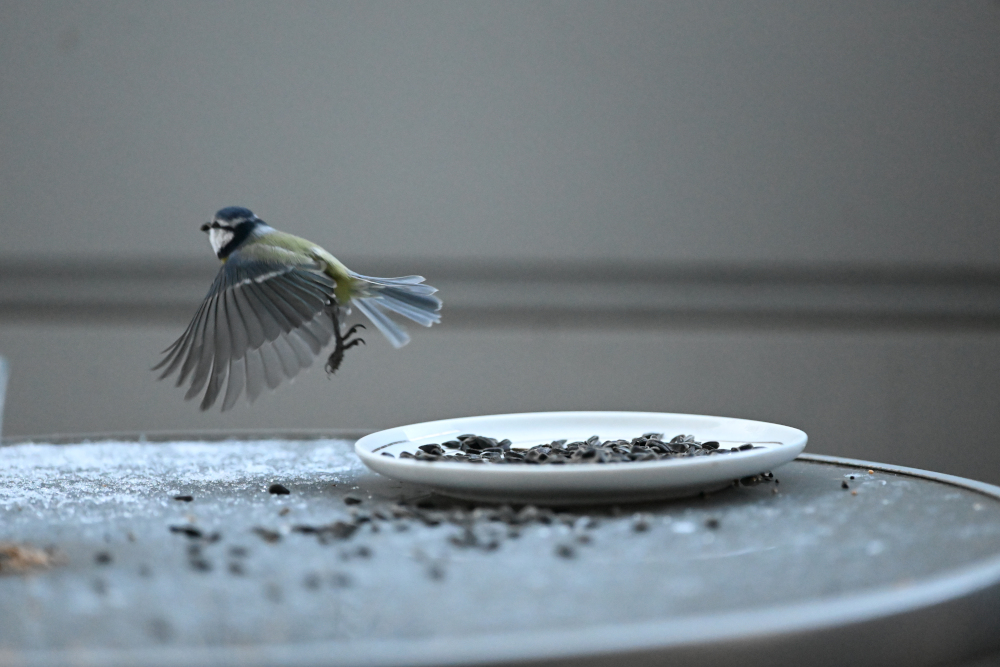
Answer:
xmin=356 ymin=410 xmax=807 ymax=460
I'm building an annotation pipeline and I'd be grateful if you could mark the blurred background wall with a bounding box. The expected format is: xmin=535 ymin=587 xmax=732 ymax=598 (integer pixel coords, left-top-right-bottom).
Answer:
xmin=1 ymin=1 xmax=999 ymax=482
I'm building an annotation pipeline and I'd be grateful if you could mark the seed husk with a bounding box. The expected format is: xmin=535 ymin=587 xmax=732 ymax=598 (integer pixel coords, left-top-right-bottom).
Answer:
xmin=555 ymin=543 xmax=576 ymax=559
xmin=395 ymin=433 xmax=766 ymax=465
xmin=252 ymin=527 xmax=282 ymax=544
xmin=189 ymin=558 xmax=212 ymax=572
xmin=169 ymin=525 xmax=203 ymax=539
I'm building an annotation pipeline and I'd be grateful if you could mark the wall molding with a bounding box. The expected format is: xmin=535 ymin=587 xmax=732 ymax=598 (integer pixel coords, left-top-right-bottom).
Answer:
xmin=2 ymin=258 xmax=999 ymax=330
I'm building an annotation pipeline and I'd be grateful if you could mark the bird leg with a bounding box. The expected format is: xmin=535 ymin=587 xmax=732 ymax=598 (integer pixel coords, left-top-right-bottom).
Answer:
xmin=325 ymin=308 xmax=366 ymax=375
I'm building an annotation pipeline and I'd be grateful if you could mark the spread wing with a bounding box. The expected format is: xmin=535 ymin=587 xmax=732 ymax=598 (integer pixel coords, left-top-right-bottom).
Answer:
xmin=153 ymin=251 xmax=338 ymax=411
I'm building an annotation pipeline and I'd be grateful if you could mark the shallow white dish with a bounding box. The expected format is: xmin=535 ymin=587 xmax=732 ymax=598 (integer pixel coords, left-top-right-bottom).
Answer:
xmin=355 ymin=411 xmax=807 ymax=504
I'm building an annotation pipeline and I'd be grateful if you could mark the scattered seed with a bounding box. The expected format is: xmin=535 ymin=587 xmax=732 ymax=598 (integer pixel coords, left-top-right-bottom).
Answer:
xmin=169 ymin=525 xmax=203 ymax=539
xmin=292 ymin=521 xmax=358 ymax=541
xmin=268 ymin=484 xmax=290 ymax=495
xmin=228 ymin=562 xmax=245 ymax=576
xmin=94 ymin=551 xmax=112 ymax=565
xmin=252 ymin=527 xmax=282 ymax=544
xmin=842 ymin=481 xmax=849 ymax=489
xmin=279 ymin=507 xmax=291 ymax=516
xmin=344 ymin=495 xmax=363 ymax=505
xmin=705 ymin=518 xmax=720 ymax=530
xmin=330 ymin=522 xmax=360 ymax=540
xmin=852 ymin=490 xmax=858 ymax=496
xmin=555 ymin=543 xmax=576 ymax=559
xmin=173 ymin=494 xmax=194 ymax=502
xmin=189 ymin=558 xmax=212 ymax=572
xmin=449 ymin=528 xmax=478 ymax=548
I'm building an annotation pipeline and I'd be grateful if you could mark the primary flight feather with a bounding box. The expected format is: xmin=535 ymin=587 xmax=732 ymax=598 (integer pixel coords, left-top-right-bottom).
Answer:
xmin=154 ymin=206 xmax=442 ymax=411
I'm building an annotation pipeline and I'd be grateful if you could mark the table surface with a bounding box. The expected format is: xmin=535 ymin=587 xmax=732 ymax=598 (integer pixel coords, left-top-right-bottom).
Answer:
xmin=2 ymin=434 xmax=1000 ymax=667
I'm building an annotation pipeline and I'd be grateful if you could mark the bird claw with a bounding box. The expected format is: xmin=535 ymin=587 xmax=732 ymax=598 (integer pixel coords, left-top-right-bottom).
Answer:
xmin=325 ymin=317 xmax=366 ymax=375
xmin=344 ymin=323 xmax=366 ymax=341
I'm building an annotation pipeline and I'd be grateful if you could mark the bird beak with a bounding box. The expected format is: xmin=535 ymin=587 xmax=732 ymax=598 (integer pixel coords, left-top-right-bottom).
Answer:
xmin=200 ymin=222 xmax=211 ymax=232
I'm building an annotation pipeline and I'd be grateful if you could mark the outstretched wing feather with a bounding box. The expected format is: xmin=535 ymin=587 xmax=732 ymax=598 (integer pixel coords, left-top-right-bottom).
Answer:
xmin=221 ymin=353 xmax=245 ymax=411
xmin=231 ymin=287 xmax=266 ymax=351
xmin=155 ymin=253 xmax=338 ymax=409
xmin=244 ymin=349 xmax=266 ymax=403
xmin=241 ymin=282 xmax=284 ymax=342
xmin=200 ymin=293 xmax=234 ymax=410
xmin=259 ymin=344 xmax=284 ymax=390
xmin=177 ymin=294 xmax=214 ymax=388
xmin=224 ymin=290 xmax=249 ymax=364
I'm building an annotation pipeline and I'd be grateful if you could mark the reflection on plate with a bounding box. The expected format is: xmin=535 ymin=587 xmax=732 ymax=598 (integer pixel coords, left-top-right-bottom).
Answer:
xmin=355 ymin=412 xmax=807 ymax=504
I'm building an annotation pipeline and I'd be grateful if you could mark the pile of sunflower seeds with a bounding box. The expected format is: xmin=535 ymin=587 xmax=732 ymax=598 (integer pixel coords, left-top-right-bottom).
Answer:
xmin=388 ymin=433 xmax=761 ymax=464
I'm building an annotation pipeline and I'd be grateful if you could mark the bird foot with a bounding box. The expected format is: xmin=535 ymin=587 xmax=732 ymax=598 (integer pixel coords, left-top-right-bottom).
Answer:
xmin=326 ymin=321 xmax=367 ymax=375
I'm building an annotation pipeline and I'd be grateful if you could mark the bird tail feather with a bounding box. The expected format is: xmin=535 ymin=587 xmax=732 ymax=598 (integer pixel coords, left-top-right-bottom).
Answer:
xmin=350 ymin=274 xmax=442 ymax=349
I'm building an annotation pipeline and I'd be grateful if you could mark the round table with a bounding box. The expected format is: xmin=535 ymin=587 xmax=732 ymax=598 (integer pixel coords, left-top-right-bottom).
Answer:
xmin=2 ymin=432 xmax=1000 ymax=667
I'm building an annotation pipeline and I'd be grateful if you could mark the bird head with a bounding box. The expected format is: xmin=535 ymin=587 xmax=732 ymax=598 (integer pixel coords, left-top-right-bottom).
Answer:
xmin=201 ymin=206 xmax=260 ymax=258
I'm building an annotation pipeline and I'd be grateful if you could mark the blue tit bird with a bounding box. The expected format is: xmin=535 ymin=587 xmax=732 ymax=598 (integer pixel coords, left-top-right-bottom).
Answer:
xmin=154 ymin=206 xmax=442 ymax=411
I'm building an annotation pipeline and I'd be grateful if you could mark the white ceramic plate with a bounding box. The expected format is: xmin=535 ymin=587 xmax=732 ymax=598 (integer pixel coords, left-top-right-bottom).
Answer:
xmin=355 ymin=411 xmax=807 ymax=504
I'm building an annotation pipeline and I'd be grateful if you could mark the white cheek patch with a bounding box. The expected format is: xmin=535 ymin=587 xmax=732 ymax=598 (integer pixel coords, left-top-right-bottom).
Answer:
xmin=209 ymin=228 xmax=234 ymax=255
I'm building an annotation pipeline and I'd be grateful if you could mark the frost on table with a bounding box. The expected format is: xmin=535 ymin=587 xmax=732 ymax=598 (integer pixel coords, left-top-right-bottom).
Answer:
xmin=1 ymin=436 xmax=1000 ymax=665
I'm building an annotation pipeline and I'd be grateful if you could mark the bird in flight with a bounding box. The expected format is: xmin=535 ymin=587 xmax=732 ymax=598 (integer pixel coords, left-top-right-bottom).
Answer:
xmin=154 ymin=206 xmax=441 ymax=411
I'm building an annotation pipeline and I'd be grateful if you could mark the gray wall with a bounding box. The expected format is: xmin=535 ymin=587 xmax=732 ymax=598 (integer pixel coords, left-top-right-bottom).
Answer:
xmin=2 ymin=2 xmax=999 ymax=483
